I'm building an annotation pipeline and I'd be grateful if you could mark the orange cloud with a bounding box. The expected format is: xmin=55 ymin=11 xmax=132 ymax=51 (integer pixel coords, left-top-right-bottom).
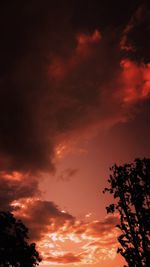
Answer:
xmin=11 ymin=198 xmax=119 ymax=265
xmin=0 ymin=171 xmax=24 ymax=181
xmin=38 ymin=215 xmax=119 ymax=265
xmin=45 ymin=252 xmax=82 ymax=264
xmin=120 ymin=3 xmax=150 ymax=67
xmin=12 ymin=198 xmax=74 ymax=240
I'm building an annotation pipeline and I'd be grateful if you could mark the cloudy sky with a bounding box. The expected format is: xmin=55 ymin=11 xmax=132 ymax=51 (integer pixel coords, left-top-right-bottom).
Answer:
xmin=0 ymin=1 xmax=150 ymax=266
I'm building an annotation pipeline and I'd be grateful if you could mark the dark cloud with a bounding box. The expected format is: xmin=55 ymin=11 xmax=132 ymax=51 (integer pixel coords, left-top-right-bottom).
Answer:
xmin=121 ymin=2 xmax=150 ymax=62
xmin=0 ymin=1 xmax=74 ymax=173
xmin=0 ymin=1 xmax=148 ymax=174
xmin=0 ymin=28 xmax=112 ymax=173
xmin=72 ymin=0 xmax=141 ymax=31
xmin=57 ymin=168 xmax=78 ymax=181
xmin=0 ymin=173 xmax=39 ymax=210
xmin=109 ymin=98 xmax=150 ymax=158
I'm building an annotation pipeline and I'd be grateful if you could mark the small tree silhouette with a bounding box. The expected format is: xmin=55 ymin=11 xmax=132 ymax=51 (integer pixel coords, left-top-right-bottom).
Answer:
xmin=0 ymin=211 xmax=41 ymax=267
xmin=103 ymin=158 xmax=150 ymax=267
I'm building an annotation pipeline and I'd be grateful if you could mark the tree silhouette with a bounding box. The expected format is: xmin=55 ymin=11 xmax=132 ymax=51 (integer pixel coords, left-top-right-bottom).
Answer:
xmin=0 ymin=211 xmax=41 ymax=267
xmin=103 ymin=158 xmax=150 ymax=267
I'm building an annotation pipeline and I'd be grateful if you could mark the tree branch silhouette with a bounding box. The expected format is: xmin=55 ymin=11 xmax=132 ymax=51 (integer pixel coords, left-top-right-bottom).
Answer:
xmin=103 ymin=158 xmax=150 ymax=267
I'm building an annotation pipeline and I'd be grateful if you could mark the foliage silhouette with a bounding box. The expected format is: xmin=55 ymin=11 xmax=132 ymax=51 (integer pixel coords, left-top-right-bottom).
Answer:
xmin=0 ymin=211 xmax=41 ymax=267
xmin=103 ymin=158 xmax=150 ymax=267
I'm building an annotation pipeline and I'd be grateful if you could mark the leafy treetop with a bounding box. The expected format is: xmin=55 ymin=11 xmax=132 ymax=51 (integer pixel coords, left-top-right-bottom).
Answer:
xmin=0 ymin=211 xmax=41 ymax=267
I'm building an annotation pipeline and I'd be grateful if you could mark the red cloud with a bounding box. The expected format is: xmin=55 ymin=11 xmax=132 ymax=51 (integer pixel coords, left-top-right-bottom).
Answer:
xmin=76 ymin=30 xmax=101 ymax=55
xmin=120 ymin=59 xmax=150 ymax=103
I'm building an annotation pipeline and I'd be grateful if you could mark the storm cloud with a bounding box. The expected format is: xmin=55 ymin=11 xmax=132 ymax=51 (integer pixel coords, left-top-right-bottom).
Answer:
xmin=0 ymin=1 xmax=149 ymax=174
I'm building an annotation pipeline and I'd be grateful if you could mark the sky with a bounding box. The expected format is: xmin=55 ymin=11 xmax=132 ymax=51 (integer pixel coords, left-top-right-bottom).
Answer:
xmin=0 ymin=0 xmax=150 ymax=266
